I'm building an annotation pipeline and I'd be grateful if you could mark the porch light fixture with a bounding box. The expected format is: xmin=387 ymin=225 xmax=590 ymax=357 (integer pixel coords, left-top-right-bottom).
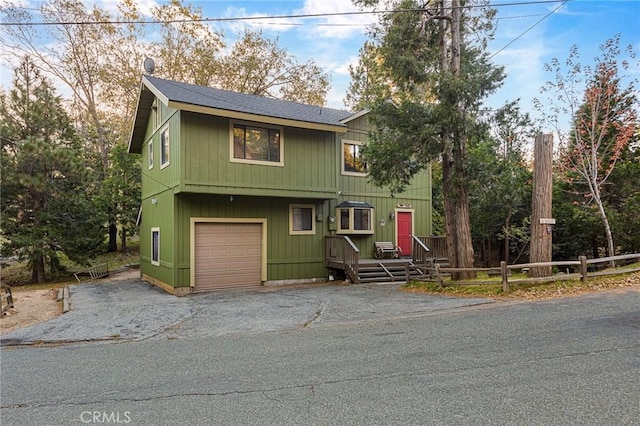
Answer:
xmin=389 ymin=212 xmax=395 ymax=220
xmin=379 ymin=218 xmax=386 ymax=227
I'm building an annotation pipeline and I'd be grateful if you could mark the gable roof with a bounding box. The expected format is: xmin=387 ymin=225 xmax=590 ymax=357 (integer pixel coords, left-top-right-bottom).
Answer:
xmin=129 ymin=75 xmax=358 ymax=154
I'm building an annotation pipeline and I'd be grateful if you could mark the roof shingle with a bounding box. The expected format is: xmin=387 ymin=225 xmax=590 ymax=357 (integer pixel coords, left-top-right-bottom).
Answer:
xmin=144 ymin=75 xmax=353 ymax=127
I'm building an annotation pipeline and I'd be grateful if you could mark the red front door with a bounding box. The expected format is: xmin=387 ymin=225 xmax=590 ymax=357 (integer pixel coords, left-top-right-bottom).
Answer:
xmin=397 ymin=211 xmax=413 ymax=256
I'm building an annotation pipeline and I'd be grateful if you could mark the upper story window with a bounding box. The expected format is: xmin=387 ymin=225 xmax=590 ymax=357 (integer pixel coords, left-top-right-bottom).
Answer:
xmin=160 ymin=127 xmax=170 ymax=168
xmin=232 ymin=121 xmax=283 ymax=166
xmin=289 ymin=204 xmax=316 ymax=235
xmin=336 ymin=201 xmax=374 ymax=235
xmin=342 ymin=140 xmax=366 ymax=176
xmin=148 ymin=140 xmax=154 ymax=169
xmin=152 ymin=99 xmax=158 ymax=129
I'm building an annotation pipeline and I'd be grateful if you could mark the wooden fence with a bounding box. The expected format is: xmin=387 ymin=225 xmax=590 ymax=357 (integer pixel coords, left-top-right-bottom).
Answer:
xmin=1 ymin=283 xmax=14 ymax=314
xmin=430 ymin=253 xmax=640 ymax=292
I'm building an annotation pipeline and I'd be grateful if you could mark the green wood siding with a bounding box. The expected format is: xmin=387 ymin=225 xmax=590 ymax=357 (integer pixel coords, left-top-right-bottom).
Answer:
xmin=180 ymin=112 xmax=338 ymax=198
xmin=139 ymin=191 xmax=177 ymax=287
xmin=175 ymin=195 xmax=331 ymax=286
xmin=138 ymin=101 xmax=180 ymax=287
xmin=135 ymin=95 xmax=432 ymax=290
xmin=335 ymin=114 xmax=433 ymax=258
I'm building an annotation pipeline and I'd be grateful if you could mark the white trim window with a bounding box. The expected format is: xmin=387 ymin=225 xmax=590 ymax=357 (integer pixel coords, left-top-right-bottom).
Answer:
xmin=342 ymin=139 xmax=366 ymax=176
xmin=151 ymin=227 xmax=160 ymax=266
xmin=289 ymin=204 xmax=316 ymax=235
xmin=152 ymin=99 xmax=159 ymax=130
xmin=231 ymin=121 xmax=283 ymax=166
xmin=148 ymin=140 xmax=154 ymax=169
xmin=336 ymin=201 xmax=374 ymax=235
xmin=160 ymin=127 xmax=170 ymax=168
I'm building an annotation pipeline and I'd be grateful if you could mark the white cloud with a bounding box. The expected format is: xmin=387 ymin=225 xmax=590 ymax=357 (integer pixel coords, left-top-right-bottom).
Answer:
xmin=297 ymin=0 xmax=375 ymax=39
xmin=220 ymin=6 xmax=299 ymax=35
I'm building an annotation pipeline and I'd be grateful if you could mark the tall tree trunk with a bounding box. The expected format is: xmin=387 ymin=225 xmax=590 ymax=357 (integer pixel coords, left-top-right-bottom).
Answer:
xmin=592 ymin=184 xmax=616 ymax=268
xmin=442 ymin=150 xmax=476 ymax=280
xmin=503 ymin=209 xmax=512 ymax=264
xmin=437 ymin=0 xmax=475 ymax=281
xmin=31 ymin=252 xmax=45 ymax=284
xmin=529 ymin=134 xmax=553 ymax=277
xmin=108 ymin=221 xmax=118 ymax=252
xmin=120 ymin=227 xmax=127 ymax=253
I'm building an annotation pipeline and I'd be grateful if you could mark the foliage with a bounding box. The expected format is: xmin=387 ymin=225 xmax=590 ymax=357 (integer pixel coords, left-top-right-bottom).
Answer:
xmin=0 ymin=239 xmax=140 ymax=287
xmin=348 ymin=0 xmax=504 ymax=277
xmin=95 ymin=144 xmax=141 ymax=253
xmin=0 ymin=0 xmax=330 ymax=261
xmin=216 ymin=30 xmax=330 ymax=105
xmin=468 ymin=101 xmax=535 ymax=265
xmin=0 ymin=57 xmax=105 ymax=283
xmin=146 ymin=0 xmax=224 ymax=87
xmin=606 ymin=144 xmax=640 ymax=252
xmin=535 ymin=34 xmax=638 ymax=260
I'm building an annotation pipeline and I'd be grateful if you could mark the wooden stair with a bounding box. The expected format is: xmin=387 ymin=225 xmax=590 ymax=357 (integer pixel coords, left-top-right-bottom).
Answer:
xmin=356 ymin=261 xmax=429 ymax=284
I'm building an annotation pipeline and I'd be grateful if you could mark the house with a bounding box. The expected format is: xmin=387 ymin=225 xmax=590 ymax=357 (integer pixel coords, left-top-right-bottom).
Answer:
xmin=128 ymin=75 xmax=433 ymax=295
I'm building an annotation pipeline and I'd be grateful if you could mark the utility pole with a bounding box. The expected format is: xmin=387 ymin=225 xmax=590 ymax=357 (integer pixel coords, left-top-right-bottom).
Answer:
xmin=529 ymin=134 xmax=554 ymax=277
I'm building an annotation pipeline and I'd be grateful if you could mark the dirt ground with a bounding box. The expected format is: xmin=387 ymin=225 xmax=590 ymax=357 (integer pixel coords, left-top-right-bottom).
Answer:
xmin=0 ymin=269 xmax=140 ymax=336
xmin=0 ymin=288 xmax=62 ymax=335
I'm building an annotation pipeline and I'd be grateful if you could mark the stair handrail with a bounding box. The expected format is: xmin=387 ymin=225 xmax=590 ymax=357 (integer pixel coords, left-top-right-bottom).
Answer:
xmin=342 ymin=236 xmax=361 ymax=284
xmin=325 ymin=235 xmax=360 ymax=284
xmin=412 ymin=236 xmax=431 ymax=269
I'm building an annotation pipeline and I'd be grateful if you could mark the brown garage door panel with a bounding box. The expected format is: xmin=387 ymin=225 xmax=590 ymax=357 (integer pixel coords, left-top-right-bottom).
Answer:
xmin=194 ymin=222 xmax=263 ymax=291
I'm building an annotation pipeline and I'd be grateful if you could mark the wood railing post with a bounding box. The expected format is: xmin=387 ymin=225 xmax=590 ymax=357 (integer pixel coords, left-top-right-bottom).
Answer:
xmin=500 ymin=261 xmax=509 ymax=293
xmin=435 ymin=264 xmax=444 ymax=288
xmin=579 ymin=256 xmax=588 ymax=282
xmin=405 ymin=262 xmax=410 ymax=283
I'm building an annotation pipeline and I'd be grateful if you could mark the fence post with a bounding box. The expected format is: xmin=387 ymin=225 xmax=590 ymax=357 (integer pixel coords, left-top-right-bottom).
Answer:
xmin=579 ymin=256 xmax=588 ymax=282
xmin=501 ymin=261 xmax=509 ymax=293
xmin=435 ymin=264 xmax=444 ymax=288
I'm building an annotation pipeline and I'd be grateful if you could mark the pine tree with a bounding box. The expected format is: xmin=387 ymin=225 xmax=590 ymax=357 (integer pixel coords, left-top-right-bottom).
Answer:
xmin=349 ymin=0 xmax=504 ymax=278
xmin=0 ymin=57 xmax=105 ymax=283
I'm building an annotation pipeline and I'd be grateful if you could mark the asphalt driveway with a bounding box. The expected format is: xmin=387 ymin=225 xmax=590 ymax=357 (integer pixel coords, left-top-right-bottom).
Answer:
xmin=1 ymin=276 xmax=493 ymax=345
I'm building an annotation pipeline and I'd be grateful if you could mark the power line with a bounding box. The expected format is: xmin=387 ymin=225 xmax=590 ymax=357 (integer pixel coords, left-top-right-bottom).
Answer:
xmin=0 ymin=1 xmax=568 ymax=27
xmin=489 ymin=1 xmax=570 ymax=59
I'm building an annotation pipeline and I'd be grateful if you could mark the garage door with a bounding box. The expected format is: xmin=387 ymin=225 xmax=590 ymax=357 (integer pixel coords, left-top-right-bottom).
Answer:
xmin=194 ymin=222 xmax=262 ymax=292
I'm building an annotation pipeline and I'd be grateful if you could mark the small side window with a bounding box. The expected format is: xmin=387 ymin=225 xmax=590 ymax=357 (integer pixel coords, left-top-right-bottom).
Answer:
xmin=151 ymin=227 xmax=160 ymax=266
xmin=148 ymin=141 xmax=154 ymax=169
xmin=160 ymin=127 xmax=170 ymax=168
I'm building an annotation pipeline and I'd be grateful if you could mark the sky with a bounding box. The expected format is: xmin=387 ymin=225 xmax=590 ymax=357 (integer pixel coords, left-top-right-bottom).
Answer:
xmin=1 ymin=0 xmax=639 ymax=133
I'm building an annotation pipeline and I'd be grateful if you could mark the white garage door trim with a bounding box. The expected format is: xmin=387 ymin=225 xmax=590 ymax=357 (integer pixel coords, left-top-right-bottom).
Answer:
xmin=190 ymin=217 xmax=268 ymax=289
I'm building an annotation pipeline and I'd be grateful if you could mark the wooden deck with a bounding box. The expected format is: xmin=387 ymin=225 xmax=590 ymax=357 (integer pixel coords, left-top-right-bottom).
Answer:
xmin=325 ymin=235 xmax=447 ymax=284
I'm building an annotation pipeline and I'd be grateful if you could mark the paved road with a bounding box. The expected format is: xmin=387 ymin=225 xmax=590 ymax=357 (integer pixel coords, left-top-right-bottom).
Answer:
xmin=1 ymin=286 xmax=638 ymax=425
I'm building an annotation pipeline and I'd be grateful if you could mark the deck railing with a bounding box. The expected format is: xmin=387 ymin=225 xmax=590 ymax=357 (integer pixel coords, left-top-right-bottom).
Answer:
xmin=415 ymin=236 xmax=447 ymax=260
xmin=325 ymin=235 xmax=361 ymax=284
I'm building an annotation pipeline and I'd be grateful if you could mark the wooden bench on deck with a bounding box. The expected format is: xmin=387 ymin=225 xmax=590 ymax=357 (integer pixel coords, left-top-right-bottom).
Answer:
xmin=374 ymin=242 xmax=402 ymax=259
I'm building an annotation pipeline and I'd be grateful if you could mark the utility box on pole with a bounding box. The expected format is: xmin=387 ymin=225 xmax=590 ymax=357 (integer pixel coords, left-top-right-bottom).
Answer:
xmin=529 ymin=134 xmax=554 ymax=277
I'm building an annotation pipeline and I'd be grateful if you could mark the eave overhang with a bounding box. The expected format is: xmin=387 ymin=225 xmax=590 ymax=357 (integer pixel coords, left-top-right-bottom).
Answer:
xmin=128 ymin=76 xmax=349 ymax=154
